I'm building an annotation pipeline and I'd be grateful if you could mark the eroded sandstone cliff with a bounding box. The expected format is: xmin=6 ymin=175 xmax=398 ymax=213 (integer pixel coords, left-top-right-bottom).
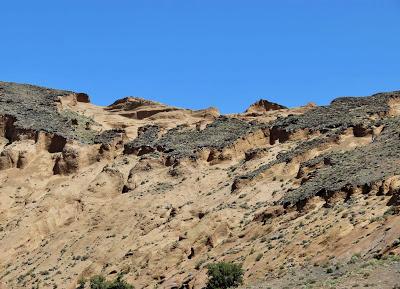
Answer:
xmin=0 ymin=82 xmax=399 ymax=289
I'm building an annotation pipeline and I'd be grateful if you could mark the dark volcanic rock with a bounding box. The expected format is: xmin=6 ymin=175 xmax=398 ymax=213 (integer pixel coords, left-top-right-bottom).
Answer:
xmin=94 ymin=129 xmax=126 ymax=145
xmin=271 ymin=92 xmax=400 ymax=133
xmin=124 ymin=125 xmax=161 ymax=155
xmin=281 ymin=117 xmax=400 ymax=207
xmin=233 ymin=92 xmax=400 ymax=200
xmin=157 ymin=117 xmax=253 ymax=158
xmin=0 ymin=81 xmax=119 ymax=145
xmin=124 ymin=117 xmax=258 ymax=160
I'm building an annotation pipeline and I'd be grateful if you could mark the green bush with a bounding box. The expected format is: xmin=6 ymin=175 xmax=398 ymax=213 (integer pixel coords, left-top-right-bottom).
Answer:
xmin=206 ymin=262 xmax=243 ymax=289
xmin=77 ymin=277 xmax=86 ymax=289
xmin=89 ymin=273 xmax=133 ymax=289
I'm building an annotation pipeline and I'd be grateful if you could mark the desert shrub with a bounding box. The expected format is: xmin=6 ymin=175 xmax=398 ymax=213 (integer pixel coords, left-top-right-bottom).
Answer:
xmin=195 ymin=259 xmax=206 ymax=270
xmin=326 ymin=267 xmax=333 ymax=274
xmin=89 ymin=273 xmax=133 ymax=289
xmin=77 ymin=277 xmax=86 ymax=289
xmin=384 ymin=206 xmax=398 ymax=216
xmin=255 ymin=253 xmax=263 ymax=262
xmin=348 ymin=253 xmax=361 ymax=264
xmin=206 ymin=262 xmax=243 ymax=289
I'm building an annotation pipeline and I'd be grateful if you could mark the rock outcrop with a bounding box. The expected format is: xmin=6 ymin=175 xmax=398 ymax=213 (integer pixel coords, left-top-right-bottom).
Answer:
xmin=1 ymin=82 xmax=400 ymax=289
xmin=245 ymin=99 xmax=287 ymax=114
xmin=106 ymin=96 xmax=179 ymax=119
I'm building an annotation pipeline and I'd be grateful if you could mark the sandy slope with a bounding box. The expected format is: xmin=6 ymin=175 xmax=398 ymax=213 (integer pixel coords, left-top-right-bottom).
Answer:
xmin=0 ymin=82 xmax=399 ymax=289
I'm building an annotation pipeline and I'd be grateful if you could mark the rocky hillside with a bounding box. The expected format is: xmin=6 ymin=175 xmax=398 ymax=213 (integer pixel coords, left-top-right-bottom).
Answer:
xmin=0 ymin=81 xmax=399 ymax=289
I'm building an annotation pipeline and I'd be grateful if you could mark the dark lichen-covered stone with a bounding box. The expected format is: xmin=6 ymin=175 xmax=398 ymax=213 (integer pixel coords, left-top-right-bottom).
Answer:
xmin=124 ymin=125 xmax=161 ymax=155
xmin=157 ymin=117 xmax=254 ymax=158
xmin=281 ymin=117 xmax=400 ymax=207
xmin=124 ymin=117 xmax=258 ymax=159
xmin=233 ymin=92 xmax=400 ymax=194
xmin=94 ymin=129 xmax=126 ymax=145
xmin=0 ymin=81 xmax=119 ymax=145
xmin=271 ymin=92 xmax=400 ymax=133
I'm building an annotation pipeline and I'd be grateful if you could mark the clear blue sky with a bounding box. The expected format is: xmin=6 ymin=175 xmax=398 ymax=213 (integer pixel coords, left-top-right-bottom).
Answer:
xmin=1 ymin=1 xmax=399 ymax=113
